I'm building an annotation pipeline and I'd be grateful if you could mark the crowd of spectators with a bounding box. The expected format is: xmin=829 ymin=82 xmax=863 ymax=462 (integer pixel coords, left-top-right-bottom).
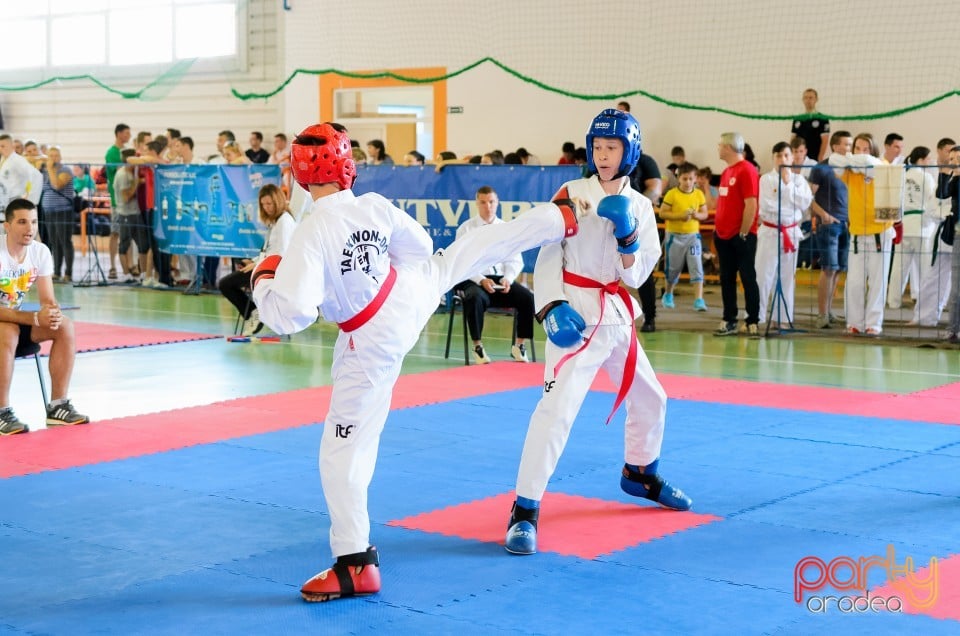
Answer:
xmin=1 ymin=89 xmax=955 ymax=342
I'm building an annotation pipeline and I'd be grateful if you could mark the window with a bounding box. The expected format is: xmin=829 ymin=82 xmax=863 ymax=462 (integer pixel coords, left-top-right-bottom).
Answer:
xmin=51 ymin=14 xmax=107 ymax=66
xmin=0 ymin=20 xmax=46 ymax=71
xmin=3 ymin=0 xmax=239 ymax=73
xmin=176 ymin=3 xmax=237 ymax=59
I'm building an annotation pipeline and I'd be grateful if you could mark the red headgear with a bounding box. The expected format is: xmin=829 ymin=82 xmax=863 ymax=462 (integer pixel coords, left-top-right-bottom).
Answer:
xmin=290 ymin=123 xmax=357 ymax=192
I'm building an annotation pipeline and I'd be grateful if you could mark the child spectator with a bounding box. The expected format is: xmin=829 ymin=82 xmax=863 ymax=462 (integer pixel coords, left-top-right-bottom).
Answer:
xmin=663 ymin=146 xmax=686 ymax=191
xmin=659 ymin=162 xmax=709 ymax=311
xmin=757 ymin=142 xmax=813 ymax=328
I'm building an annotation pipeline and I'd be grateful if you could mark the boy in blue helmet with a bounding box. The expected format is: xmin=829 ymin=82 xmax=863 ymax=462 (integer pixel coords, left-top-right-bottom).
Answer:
xmin=503 ymin=109 xmax=693 ymax=555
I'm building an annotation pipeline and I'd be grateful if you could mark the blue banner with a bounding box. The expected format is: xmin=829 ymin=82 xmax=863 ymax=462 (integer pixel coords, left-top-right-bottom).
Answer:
xmin=352 ymin=164 xmax=582 ymax=271
xmin=153 ymin=164 xmax=281 ymax=257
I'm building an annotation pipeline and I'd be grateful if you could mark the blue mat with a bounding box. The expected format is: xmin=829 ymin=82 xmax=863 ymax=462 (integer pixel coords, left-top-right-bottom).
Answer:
xmin=2 ymin=389 xmax=958 ymax=634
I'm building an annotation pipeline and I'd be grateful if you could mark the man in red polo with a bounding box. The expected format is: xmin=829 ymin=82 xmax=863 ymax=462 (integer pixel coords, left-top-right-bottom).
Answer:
xmin=713 ymin=132 xmax=761 ymax=337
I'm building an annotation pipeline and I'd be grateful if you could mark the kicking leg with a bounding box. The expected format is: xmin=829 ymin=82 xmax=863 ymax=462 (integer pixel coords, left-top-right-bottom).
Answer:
xmin=431 ymin=200 xmax=583 ymax=294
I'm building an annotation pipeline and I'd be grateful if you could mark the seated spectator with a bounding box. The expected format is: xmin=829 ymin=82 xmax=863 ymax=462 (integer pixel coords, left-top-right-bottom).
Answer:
xmin=403 ymin=150 xmax=425 ymax=166
xmin=453 ymin=186 xmax=535 ymax=364
xmin=223 ymin=141 xmax=248 ymax=165
xmin=480 ymin=151 xmax=504 ymax=166
xmin=246 ymin=131 xmax=270 ymax=164
xmin=503 ymin=152 xmax=522 ymax=165
xmin=218 ymin=184 xmax=296 ymax=336
xmin=516 ymin=147 xmax=540 ymax=165
xmin=558 ymin=142 xmax=576 ymax=165
xmin=0 ymin=198 xmax=88 ymax=434
xmin=352 ymin=147 xmax=368 ymax=165
xmin=366 ymin=139 xmax=394 ymax=165
xmin=434 ymin=151 xmax=468 ymax=172
xmin=269 ymin=133 xmax=290 ymax=165
xmin=71 ymin=164 xmax=95 ymax=199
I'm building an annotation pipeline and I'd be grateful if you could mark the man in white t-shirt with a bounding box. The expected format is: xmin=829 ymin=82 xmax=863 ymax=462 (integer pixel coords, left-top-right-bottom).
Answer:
xmin=0 ymin=198 xmax=88 ymax=434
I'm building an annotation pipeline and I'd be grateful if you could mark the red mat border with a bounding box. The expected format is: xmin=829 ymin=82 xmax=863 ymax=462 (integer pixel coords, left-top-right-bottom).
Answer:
xmin=39 ymin=321 xmax=219 ymax=356
xmin=1 ymin=363 xmax=958 ymax=478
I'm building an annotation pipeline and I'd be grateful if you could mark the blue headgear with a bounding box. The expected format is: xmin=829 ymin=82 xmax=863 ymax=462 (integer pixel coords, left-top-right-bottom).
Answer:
xmin=585 ymin=109 xmax=642 ymax=178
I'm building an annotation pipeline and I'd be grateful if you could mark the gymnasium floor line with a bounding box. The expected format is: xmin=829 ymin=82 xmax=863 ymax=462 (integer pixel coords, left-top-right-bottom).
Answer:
xmin=3 ymin=364 xmax=958 ymax=480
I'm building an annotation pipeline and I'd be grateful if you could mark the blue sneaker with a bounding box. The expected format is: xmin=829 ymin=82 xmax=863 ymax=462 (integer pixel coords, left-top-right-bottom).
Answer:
xmin=620 ymin=460 xmax=692 ymax=511
xmin=693 ymin=298 xmax=707 ymax=312
xmin=662 ymin=292 xmax=675 ymax=309
xmin=504 ymin=502 xmax=539 ymax=555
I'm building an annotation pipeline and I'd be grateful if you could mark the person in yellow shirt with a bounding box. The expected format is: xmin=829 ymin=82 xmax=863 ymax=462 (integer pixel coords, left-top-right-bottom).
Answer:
xmin=830 ymin=133 xmax=895 ymax=335
xmin=659 ymin=163 xmax=710 ymax=311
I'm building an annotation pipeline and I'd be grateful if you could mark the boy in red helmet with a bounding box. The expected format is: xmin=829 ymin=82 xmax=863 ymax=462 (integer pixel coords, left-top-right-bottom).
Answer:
xmin=251 ymin=122 xmax=584 ymax=602
xmin=503 ymin=109 xmax=693 ymax=556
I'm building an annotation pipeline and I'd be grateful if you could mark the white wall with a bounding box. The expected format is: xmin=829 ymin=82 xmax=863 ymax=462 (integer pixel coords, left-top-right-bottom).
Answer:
xmin=445 ymin=62 xmax=960 ymax=176
xmin=279 ymin=0 xmax=960 ymax=174
xmin=4 ymin=0 xmax=960 ymax=174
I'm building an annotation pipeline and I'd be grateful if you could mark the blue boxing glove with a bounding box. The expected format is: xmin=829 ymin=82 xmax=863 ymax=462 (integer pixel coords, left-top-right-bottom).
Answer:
xmin=542 ymin=301 xmax=586 ymax=348
xmin=597 ymin=195 xmax=640 ymax=254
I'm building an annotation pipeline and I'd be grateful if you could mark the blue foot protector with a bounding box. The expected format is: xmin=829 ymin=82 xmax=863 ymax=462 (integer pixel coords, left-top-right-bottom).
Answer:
xmin=620 ymin=460 xmax=693 ymax=511
xmin=504 ymin=497 xmax=540 ymax=555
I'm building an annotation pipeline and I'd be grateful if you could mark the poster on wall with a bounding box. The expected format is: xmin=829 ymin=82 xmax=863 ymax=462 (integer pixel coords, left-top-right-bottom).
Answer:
xmin=153 ymin=164 xmax=281 ymax=257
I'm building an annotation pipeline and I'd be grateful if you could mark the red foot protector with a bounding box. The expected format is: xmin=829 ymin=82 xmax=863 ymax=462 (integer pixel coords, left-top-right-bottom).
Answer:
xmin=389 ymin=491 xmax=721 ymax=560
xmin=301 ymin=546 xmax=381 ymax=602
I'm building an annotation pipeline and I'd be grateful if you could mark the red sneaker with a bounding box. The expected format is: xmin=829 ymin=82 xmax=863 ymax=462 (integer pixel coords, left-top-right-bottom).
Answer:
xmin=300 ymin=546 xmax=381 ymax=602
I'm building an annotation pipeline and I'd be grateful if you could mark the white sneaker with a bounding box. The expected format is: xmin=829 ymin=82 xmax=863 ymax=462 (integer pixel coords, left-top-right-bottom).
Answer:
xmin=473 ymin=344 xmax=491 ymax=364
xmin=510 ymin=343 xmax=529 ymax=362
xmin=242 ymin=309 xmax=263 ymax=336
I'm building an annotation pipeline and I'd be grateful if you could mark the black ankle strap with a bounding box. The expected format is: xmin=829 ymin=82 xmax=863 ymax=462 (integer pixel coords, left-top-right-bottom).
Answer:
xmin=622 ymin=465 xmax=663 ymax=501
xmin=331 ymin=547 xmax=379 ymax=596
xmin=511 ymin=502 xmax=540 ymax=526
xmin=331 ymin=562 xmax=356 ymax=596
xmin=335 ymin=546 xmax=380 ymax=568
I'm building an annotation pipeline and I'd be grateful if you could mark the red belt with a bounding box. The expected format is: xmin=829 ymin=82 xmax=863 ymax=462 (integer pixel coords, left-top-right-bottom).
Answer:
xmin=556 ymin=270 xmax=637 ymax=425
xmin=761 ymin=221 xmax=799 ymax=252
xmin=337 ymin=266 xmax=397 ymax=332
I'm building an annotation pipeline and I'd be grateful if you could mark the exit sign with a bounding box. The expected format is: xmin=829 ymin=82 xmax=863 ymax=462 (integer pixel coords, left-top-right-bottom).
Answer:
xmin=448 ymin=106 xmax=464 ymax=114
